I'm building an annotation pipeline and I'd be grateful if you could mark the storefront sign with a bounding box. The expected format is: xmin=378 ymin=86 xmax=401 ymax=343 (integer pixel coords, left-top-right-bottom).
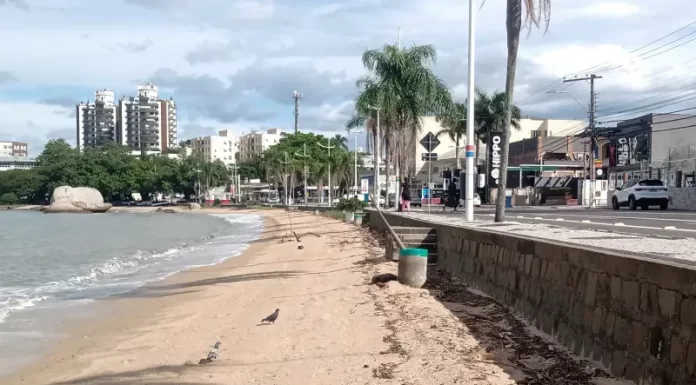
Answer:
xmin=489 ymin=134 xmax=501 ymax=188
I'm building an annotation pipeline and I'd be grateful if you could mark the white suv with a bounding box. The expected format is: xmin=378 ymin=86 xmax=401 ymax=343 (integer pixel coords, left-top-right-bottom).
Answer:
xmin=612 ymin=179 xmax=670 ymax=210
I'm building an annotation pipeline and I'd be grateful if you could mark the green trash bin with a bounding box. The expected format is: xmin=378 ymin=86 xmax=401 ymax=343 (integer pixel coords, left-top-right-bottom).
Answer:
xmin=397 ymin=248 xmax=429 ymax=288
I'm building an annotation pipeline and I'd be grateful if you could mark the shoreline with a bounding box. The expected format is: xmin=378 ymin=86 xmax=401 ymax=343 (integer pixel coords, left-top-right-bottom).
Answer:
xmin=0 ymin=208 xmax=268 ymax=384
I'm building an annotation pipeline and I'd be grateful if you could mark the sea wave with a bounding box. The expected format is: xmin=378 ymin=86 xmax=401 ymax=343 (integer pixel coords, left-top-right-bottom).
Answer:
xmin=0 ymin=213 xmax=263 ymax=324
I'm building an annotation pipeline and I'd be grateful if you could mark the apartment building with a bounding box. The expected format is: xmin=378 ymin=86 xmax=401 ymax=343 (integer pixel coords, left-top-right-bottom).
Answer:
xmin=0 ymin=141 xmax=28 ymax=157
xmin=117 ymin=84 xmax=178 ymax=154
xmin=190 ymin=130 xmax=237 ymax=166
xmin=238 ymin=128 xmax=282 ymax=162
xmin=76 ymin=89 xmax=117 ymax=150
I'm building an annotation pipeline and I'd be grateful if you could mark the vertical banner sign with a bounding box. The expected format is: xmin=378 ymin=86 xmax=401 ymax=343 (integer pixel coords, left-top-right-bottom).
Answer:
xmin=360 ymin=179 xmax=369 ymax=194
xmin=488 ymin=134 xmax=502 ymax=188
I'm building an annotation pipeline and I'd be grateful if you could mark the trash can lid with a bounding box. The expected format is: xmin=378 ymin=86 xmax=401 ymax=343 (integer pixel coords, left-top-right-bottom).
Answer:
xmin=399 ymin=248 xmax=428 ymax=257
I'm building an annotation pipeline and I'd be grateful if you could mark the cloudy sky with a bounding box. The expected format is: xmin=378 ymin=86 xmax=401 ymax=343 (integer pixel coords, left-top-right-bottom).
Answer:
xmin=1 ymin=0 xmax=695 ymax=155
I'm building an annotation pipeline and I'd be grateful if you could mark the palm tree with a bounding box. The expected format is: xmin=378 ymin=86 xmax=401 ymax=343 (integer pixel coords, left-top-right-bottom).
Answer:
xmin=475 ymin=90 xmax=521 ymax=177
xmin=333 ymin=135 xmax=349 ymax=151
xmin=349 ymin=44 xmax=452 ymax=203
xmin=436 ymin=102 xmax=467 ymax=170
xmin=495 ymin=0 xmax=551 ymax=222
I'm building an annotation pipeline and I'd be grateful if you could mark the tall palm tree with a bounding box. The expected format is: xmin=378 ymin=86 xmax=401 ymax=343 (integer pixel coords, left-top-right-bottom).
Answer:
xmin=495 ymin=0 xmax=551 ymax=222
xmin=349 ymin=44 xmax=452 ymax=203
xmin=435 ymin=102 xmax=467 ymax=170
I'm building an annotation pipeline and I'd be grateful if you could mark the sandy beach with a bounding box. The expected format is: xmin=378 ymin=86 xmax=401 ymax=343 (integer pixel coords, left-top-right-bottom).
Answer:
xmin=1 ymin=208 xmax=622 ymax=385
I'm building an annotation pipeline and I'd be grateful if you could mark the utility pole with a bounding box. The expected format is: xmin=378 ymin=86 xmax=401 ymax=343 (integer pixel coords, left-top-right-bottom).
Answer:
xmin=563 ymin=74 xmax=601 ymax=208
xmin=318 ymin=138 xmax=335 ymax=207
xmin=292 ymin=91 xmax=302 ymax=133
xmin=194 ymin=167 xmax=202 ymax=204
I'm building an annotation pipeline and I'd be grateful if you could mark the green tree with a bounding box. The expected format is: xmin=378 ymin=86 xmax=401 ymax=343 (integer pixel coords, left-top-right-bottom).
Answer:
xmin=495 ymin=0 xmax=551 ymax=222
xmin=333 ymin=134 xmax=349 ymax=151
xmin=349 ymin=44 xmax=452 ymax=199
xmin=436 ymin=101 xmax=467 ymax=170
xmin=0 ymin=192 xmax=18 ymax=205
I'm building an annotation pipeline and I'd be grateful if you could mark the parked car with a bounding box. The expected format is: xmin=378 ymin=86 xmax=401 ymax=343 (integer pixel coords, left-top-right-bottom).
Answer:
xmin=410 ymin=189 xmax=422 ymax=207
xmin=612 ymin=179 xmax=670 ymax=210
xmin=460 ymin=193 xmax=482 ymax=207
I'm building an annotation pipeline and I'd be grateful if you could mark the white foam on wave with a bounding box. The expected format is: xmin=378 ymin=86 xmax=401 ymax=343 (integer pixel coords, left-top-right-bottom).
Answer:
xmin=0 ymin=213 xmax=263 ymax=324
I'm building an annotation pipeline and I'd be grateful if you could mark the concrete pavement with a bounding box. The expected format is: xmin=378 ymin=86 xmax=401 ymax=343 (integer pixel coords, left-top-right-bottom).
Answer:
xmin=408 ymin=206 xmax=696 ymax=239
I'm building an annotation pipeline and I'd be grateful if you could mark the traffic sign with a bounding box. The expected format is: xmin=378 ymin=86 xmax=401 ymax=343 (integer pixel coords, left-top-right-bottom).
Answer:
xmin=420 ymin=132 xmax=440 ymax=152
xmin=421 ymin=153 xmax=438 ymax=161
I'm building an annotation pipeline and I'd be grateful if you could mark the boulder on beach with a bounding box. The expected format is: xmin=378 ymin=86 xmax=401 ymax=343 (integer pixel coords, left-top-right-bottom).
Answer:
xmin=188 ymin=202 xmax=201 ymax=210
xmin=44 ymin=186 xmax=112 ymax=214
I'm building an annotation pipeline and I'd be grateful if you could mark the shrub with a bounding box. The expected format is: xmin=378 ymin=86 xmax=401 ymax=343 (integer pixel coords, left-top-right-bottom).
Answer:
xmin=213 ymin=198 xmax=221 ymax=207
xmin=336 ymin=197 xmax=366 ymax=212
xmin=0 ymin=192 xmax=18 ymax=205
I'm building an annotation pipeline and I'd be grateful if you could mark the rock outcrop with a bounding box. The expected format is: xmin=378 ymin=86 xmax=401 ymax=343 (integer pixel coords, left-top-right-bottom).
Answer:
xmin=188 ymin=202 xmax=201 ymax=210
xmin=44 ymin=186 xmax=112 ymax=214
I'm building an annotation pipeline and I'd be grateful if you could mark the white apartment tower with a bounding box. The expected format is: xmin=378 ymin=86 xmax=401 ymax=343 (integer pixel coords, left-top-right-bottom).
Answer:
xmin=76 ymin=89 xmax=117 ymax=150
xmin=117 ymin=84 xmax=178 ymax=154
xmin=238 ymin=128 xmax=282 ymax=162
xmin=191 ymin=130 xmax=237 ymax=166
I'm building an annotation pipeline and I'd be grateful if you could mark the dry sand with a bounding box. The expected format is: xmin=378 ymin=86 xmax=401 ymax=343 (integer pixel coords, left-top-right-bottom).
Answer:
xmin=2 ymin=208 xmax=622 ymax=385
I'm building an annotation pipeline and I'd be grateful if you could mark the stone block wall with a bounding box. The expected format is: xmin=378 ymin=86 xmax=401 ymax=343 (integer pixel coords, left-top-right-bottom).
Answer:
xmin=669 ymin=188 xmax=696 ymax=210
xmin=368 ymin=210 xmax=696 ymax=385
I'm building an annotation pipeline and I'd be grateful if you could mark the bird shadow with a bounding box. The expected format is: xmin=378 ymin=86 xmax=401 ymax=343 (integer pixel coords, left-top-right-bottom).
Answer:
xmin=46 ymin=364 xmax=222 ymax=385
xmin=255 ymin=323 xmax=272 ymax=327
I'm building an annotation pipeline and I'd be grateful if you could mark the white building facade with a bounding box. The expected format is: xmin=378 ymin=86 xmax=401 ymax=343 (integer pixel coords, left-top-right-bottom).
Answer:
xmin=117 ymin=84 xmax=177 ymax=154
xmin=0 ymin=156 xmax=36 ymax=172
xmin=75 ymin=85 xmax=177 ymax=154
xmin=238 ymin=128 xmax=282 ymax=162
xmin=0 ymin=141 xmax=28 ymax=157
xmin=76 ymin=89 xmax=117 ymax=151
xmin=191 ymin=130 xmax=237 ymax=166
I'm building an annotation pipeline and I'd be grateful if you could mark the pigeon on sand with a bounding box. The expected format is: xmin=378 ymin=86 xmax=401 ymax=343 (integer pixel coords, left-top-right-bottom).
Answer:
xmin=198 ymin=341 xmax=221 ymax=364
xmin=261 ymin=308 xmax=280 ymax=324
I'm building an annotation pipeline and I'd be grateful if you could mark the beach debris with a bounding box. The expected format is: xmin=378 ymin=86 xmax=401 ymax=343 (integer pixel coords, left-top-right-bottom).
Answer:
xmin=261 ymin=308 xmax=280 ymax=324
xmin=371 ymin=273 xmax=398 ymax=286
xmin=198 ymin=341 xmax=221 ymax=364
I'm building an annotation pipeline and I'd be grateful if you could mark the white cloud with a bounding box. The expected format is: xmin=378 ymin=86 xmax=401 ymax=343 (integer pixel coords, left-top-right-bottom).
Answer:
xmin=578 ymin=2 xmax=643 ymax=18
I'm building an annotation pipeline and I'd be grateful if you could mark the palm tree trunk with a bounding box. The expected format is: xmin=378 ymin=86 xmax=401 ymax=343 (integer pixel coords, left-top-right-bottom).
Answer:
xmin=495 ymin=0 xmax=522 ymax=223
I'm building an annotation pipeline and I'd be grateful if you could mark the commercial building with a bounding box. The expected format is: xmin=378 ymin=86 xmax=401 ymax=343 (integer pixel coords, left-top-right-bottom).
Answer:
xmin=117 ymin=84 xmax=178 ymax=154
xmin=238 ymin=128 xmax=282 ymax=162
xmin=0 ymin=156 xmax=36 ymax=172
xmin=0 ymin=141 xmax=28 ymax=157
xmin=76 ymin=89 xmax=117 ymax=151
xmin=190 ymin=130 xmax=237 ymax=166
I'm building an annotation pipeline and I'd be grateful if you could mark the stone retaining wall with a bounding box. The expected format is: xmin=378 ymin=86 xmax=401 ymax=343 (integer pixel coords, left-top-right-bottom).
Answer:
xmin=368 ymin=210 xmax=696 ymax=384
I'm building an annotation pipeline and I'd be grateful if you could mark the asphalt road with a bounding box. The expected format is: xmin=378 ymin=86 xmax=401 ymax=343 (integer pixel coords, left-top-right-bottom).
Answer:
xmin=410 ymin=206 xmax=696 ymax=239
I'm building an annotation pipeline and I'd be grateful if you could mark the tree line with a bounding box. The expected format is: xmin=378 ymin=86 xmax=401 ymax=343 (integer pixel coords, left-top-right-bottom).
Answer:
xmin=0 ymin=139 xmax=229 ymax=204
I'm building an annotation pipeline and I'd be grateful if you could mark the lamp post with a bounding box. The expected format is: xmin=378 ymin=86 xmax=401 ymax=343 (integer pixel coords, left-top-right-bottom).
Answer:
xmin=348 ymin=127 xmax=363 ymax=197
xmin=367 ymin=105 xmax=381 ymax=206
xmin=293 ymin=143 xmax=309 ymax=206
xmin=464 ymin=0 xmax=477 ymax=222
xmin=318 ymin=138 xmax=335 ymax=207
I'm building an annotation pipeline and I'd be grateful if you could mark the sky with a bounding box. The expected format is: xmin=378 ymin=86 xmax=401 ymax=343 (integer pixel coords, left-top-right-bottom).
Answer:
xmin=1 ymin=0 xmax=696 ymax=156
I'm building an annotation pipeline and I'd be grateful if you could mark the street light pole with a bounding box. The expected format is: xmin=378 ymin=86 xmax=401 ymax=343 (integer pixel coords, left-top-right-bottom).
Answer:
xmin=368 ymin=105 xmax=381 ymax=206
xmin=464 ymin=0 xmax=476 ymax=222
xmin=348 ymin=127 xmax=363 ymax=197
xmin=294 ymin=143 xmax=309 ymax=206
xmin=318 ymin=138 xmax=335 ymax=207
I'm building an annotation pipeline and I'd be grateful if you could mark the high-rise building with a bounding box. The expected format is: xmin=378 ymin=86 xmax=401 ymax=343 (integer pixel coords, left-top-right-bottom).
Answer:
xmin=117 ymin=84 xmax=178 ymax=154
xmin=0 ymin=141 xmax=28 ymax=157
xmin=76 ymin=89 xmax=117 ymax=151
xmin=238 ymin=128 xmax=282 ymax=162
xmin=190 ymin=130 xmax=237 ymax=166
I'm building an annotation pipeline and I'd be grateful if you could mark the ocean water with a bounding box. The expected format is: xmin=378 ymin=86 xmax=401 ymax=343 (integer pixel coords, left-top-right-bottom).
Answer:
xmin=0 ymin=210 xmax=262 ymax=375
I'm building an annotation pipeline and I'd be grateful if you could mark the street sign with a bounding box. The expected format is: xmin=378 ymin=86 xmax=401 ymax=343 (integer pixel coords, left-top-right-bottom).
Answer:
xmin=420 ymin=132 xmax=441 ymax=153
xmin=360 ymin=178 xmax=369 ymax=194
xmin=421 ymin=152 xmax=438 ymax=161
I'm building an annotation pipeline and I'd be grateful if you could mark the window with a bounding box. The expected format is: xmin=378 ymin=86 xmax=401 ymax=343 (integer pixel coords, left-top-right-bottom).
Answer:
xmin=638 ymin=180 xmax=664 ymax=187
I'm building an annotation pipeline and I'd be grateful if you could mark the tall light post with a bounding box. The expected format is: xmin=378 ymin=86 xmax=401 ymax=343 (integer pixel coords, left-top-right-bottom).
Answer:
xmin=318 ymin=137 xmax=335 ymax=207
xmin=367 ymin=105 xmax=381 ymax=205
xmin=294 ymin=143 xmax=308 ymax=206
xmin=464 ymin=0 xmax=477 ymax=222
xmin=348 ymin=127 xmax=363 ymax=197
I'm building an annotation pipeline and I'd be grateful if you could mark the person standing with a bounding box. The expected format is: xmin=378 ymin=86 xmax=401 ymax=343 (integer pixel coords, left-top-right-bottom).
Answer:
xmin=447 ymin=179 xmax=458 ymax=212
xmin=401 ymin=177 xmax=411 ymax=213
